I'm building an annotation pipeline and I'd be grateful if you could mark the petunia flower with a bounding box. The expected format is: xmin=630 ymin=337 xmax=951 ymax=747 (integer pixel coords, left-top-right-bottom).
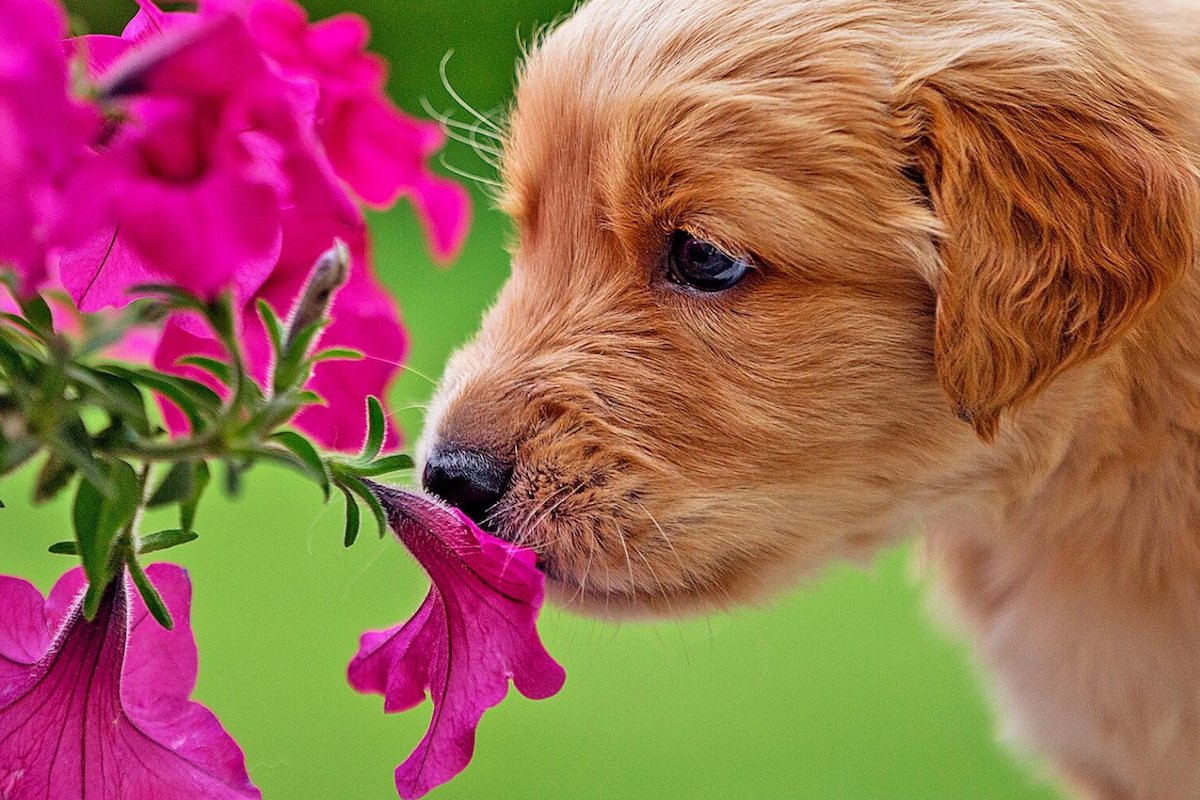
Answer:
xmin=0 ymin=0 xmax=97 ymax=294
xmin=0 ymin=563 xmax=260 ymax=799
xmin=205 ymin=0 xmax=471 ymax=261
xmin=61 ymin=11 xmax=335 ymax=309
xmin=348 ymin=486 xmax=566 ymax=800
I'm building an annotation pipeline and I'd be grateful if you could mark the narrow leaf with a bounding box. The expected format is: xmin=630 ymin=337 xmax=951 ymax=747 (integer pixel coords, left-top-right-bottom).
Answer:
xmin=129 ymin=283 xmax=206 ymax=312
xmin=68 ymin=366 xmax=151 ymax=435
xmin=344 ymin=453 xmax=415 ymax=477
xmin=48 ymin=541 xmax=79 ymax=555
xmin=177 ymin=355 xmax=232 ymax=385
xmin=339 ymin=474 xmax=388 ymax=538
xmin=273 ymin=320 xmax=326 ymax=393
xmin=257 ymin=298 xmax=284 ymax=358
xmin=222 ymin=459 xmax=244 ymax=497
xmin=33 ymin=452 xmax=77 ymax=503
xmin=128 ymin=557 xmax=173 ymax=629
xmin=268 ymin=431 xmax=330 ymax=499
xmin=311 ymin=348 xmax=363 ymax=364
xmin=50 ymin=415 xmax=109 ymax=493
xmin=72 ymin=459 xmax=140 ymax=589
xmin=180 ymin=461 xmax=209 ymax=532
xmin=357 ymin=396 xmax=387 ymax=463
xmin=147 ymin=461 xmax=195 ymax=507
xmin=16 ymin=293 xmax=53 ymax=334
xmin=341 ymin=486 xmax=361 ymax=547
xmin=139 ymin=528 xmax=199 ymax=554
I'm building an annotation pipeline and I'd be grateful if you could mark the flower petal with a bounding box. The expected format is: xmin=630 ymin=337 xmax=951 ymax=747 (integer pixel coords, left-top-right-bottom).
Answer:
xmin=0 ymin=566 xmax=261 ymax=799
xmin=0 ymin=0 xmax=97 ymax=293
xmin=348 ymin=489 xmax=566 ymax=799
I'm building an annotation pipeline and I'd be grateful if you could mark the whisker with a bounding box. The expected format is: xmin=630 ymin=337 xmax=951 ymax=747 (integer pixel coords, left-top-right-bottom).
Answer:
xmin=637 ymin=501 xmax=686 ymax=577
xmin=419 ymin=96 xmax=504 ymax=142
xmin=444 ymin=129 xmax=502 ymax=168
xmin=439 ymin=51 xmax=505 ymax=136
xmin=614 ymin=522 xmax=637 ymax=596
xmin=357 ymin=354 xmax=440 ymax=388
xmin=439 ymin=155 xmax=504 ymax=189
xmin=567 ymin=537 xmax=598 ymax=607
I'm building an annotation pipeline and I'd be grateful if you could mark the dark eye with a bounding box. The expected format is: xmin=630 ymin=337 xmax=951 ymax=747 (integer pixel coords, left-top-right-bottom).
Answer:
xmin=666 ymin=230 xmax=750 ymax=292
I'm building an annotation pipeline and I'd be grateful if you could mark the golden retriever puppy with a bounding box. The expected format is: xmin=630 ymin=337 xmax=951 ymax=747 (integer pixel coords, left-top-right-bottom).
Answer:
xmin=418 ymin=1 xmax=1200 ymax=796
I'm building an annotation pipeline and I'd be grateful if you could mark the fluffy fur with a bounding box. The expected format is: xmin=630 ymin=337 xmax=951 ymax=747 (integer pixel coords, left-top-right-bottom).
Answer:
xmin=420 ymin=1 xmax=1200 ymax=796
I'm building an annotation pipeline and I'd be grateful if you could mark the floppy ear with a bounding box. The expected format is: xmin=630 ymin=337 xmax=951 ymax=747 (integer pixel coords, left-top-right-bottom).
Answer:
xmin=907 ymin=74 xmax=1199 ymax=440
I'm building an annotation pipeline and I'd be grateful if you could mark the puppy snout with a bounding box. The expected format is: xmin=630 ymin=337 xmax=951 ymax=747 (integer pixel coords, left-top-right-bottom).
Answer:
xmin=421 ymin=445 xmax=513 ymax=526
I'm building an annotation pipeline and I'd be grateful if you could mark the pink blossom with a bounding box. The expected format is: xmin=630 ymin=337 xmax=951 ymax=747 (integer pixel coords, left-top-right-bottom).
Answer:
xmin=0 ymin=0 xmax=96 ymax=293
xmin=61 ymin=13 xmax=326 ymax=308
xmin=348 ymin=487 xmax=566 ymax=799
xmin=0 ymin=564 xmax=260 ymax=799
xmin=207 ymin=0 xmax=471 ymax=261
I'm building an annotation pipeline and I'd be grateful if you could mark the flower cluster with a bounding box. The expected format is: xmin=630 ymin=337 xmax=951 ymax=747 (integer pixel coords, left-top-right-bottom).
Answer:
xmin=0 ymin=1 xmax=568 ymax=797
xmin=2 ymin=0 xmax=469 ymax=450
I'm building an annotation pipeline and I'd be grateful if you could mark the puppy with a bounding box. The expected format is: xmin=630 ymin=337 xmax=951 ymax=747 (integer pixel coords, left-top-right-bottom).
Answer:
xmin=419 ymin=1 xmax=1200 ymax=797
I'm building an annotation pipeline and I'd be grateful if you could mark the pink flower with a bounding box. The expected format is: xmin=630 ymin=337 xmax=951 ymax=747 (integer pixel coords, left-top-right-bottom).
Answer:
xmin=0 ymin=0 xmax=96 ymax=293
xmin=62 ymin=12 xmax=331 ymax=308
xmin=208 ymin=0 xmax=471 ymax=260
xmin=348 ymin=487 xmax=566 ymax=799
xmin=0 ymin=564 xmax=260 ymax=799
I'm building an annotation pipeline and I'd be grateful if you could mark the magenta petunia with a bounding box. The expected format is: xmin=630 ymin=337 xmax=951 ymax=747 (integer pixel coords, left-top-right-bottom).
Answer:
xmin=61 ymin=12 xmax=329 ymax=309
xmin=348 ymin=487 xmax=566 ymax=800
xmin=0 ymin=0 xmax=96 ymax=294
xmin=0 ymin=564 xmax=260 ymax=799
xmin=207 ymin=0 xmax=471 ymax=261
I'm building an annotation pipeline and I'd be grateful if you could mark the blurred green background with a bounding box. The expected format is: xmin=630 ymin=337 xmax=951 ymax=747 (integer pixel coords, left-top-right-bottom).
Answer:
xmin=2 ymin=2 xmax=1062 ymax=798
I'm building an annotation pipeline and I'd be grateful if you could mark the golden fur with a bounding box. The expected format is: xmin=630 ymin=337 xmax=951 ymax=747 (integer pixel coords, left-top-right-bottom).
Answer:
xmin=420 ymin=1 xmax=1200 ymax=796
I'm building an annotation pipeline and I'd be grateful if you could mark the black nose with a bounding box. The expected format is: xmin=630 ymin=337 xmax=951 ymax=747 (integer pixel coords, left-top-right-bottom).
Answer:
xmin=421 ymin=447 xmax=512 ymax=526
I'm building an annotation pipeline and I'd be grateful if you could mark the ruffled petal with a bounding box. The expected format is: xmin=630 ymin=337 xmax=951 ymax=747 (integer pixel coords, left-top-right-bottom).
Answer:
xmin=348 ymin=489 xmax=565 ymax=799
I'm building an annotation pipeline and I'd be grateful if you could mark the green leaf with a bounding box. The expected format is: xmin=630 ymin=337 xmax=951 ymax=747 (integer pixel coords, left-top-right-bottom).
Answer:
xmin=338 ymin=474 xmax=388 ymax=539
xmin=296 ymin=390 xmax=325 ymax=406
xmin=139 ymin=528 xmax=198 ymax=554
xmin=340 ymin=486 xmax=361 ymax=547
xmin=129 ymin=283 xmax=206 ymax=312
xmin=0 ymin=437 xmax=39 ymax=477
xmin=99 ymin=365 xmax=221 ymax=431
xmin=267 ymin=431 xmax=330 ymax=499
xmin=68 ymin=366 xmax=151 ymax=435
xmin=128 ymin=556 xmax=173 ymax=629
xmin=0 ymin=336 xmax=33 ymax=385
xmin=16 ymin=293 xmax=53 ymax=335
xmin=48 ymin=540 xmax=79 ymax=555
xmin=147 ymin=461 xmax=195 ymax=507
xmin=311 ymin=348 xmax=363 ymax=364
xmin=49 ymin=414 xmax=109 ymax=492
xmin=33 ymin=452 xmax=77 ymax=503
xmin=177 ymin=356 xmax=232 ymax=385
xmin=180 ymin=461 xmax=209 ymax=532
xmin=0 ymin=312 xmax=45 ymax=341
xmin=343 ymin=453 xmax=415 ymax=477
xmin=205 ymin=293 xmax=236 ymax=341
xmin=272 ymin=320 xmax=326 ymax=393
xmin=357 ymin=396 xmax=387 ymax=463
xmin=257 ymin=299 xmax=284 ymax=358
xmin=222 ymin=459 xmax=244 ymax=497
xmin=72 ymin=459 xmax=140 ymax=616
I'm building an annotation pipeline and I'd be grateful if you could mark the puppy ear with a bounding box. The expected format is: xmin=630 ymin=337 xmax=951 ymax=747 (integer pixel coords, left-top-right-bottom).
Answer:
xmin=907 ymin=77 xmax=1198 ymax=440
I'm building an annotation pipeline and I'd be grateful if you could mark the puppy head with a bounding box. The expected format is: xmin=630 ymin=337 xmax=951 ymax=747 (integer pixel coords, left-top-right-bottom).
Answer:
xmin=421 ymin=0 xmax=1198 ymax=616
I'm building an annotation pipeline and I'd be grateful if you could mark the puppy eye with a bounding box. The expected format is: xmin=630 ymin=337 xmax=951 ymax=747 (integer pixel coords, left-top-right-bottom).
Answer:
xmin=666 ymin=230 xmax=750 ymax=292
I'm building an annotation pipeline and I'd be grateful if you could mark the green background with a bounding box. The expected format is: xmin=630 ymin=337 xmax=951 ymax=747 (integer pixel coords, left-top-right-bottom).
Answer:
xmin=3 ymin=2 xmax=1061 ymax=798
